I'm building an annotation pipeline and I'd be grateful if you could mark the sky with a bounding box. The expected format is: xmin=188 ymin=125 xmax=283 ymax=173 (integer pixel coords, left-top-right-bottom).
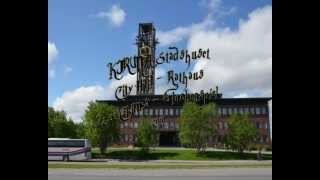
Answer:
xmin=48 ymin=0 xmax=272 ymax=126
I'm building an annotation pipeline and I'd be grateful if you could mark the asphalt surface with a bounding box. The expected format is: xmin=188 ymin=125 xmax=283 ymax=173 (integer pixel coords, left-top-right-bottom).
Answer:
xmin=48 ymin=168 xmax=272 ymax=180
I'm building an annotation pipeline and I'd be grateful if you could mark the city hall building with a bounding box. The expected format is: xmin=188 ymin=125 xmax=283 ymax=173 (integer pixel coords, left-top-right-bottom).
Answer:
xmin=98 ymin=23 xmax=272 ymax=147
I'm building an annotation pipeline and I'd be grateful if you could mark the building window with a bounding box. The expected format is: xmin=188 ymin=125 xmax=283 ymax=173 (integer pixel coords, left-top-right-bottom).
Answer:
xmin=144 ymin=108 xmax=148 ymax=116
xmin=120 ymin=123 xmax=124 ymax=128
xmin=175 ymin=109 xmax=179 ymax=116
xmin=170 ymin=108 xmax=174 ymax=116
xmin=256 ymin=107 xmax=261 ymax=115
xmin=239 ymin=108 xmax=244 ymax=114
xmin=245 ymin=107 xmax=249 ymax=114
xmin=222 ymin=108 xmax=227 ymax=115
xmin=125 ymin=134 xmax=128 ymax=142
xmin=124 ymin=122 xmax=128 ymax=128
xmin=170 ymin=122 xmax=174 ymax=128
xmin=165 ymin=108 xmax=168 ymax=116
xmin=149 ymin=108 xmax=153 ymax=116
xmin=164 ymin=122 xmax=169 ymax=129
xmin=159 ymin=108 xmax=163 ymax=115
xmin=250 ymin=107 xmax=255 ymax=114
xmin=155 ymin=108 xmax=158 ymax=116
xmin=256 ymin=122 xmax=260 ymax=129
xmin=233 ymin=107 xmax=237 ymax=114
xmin=228 ymin=107 xmax=232 ymax=115
xmin=176 ymin=123 xmax=179 ymax=129
xmin=134 ymin=110 xmax=138 ymax=116
xmin=262 ymin=107 xmax=267 ymax=114
xmin=139 ymin=110 xmax=143 ymax=116
xmin=265 ymin=122 xmax=268 ymax=129
xmin=134 ymin=122 xmax=138 ymax=128
xmin=180 ymin=108 xmax=183 ymax=115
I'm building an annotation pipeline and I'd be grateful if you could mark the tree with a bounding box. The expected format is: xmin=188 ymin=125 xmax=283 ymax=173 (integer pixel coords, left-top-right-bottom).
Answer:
xmin=179 ymin=102 xmax=218 ymax=153
xmin=75 ymin=122 xmax=86 ymax=139
xmin=48 ymin=107 xmax=77 ymax=138
xmin=48 ymin=107 xmax=55 ymax=137
xmin=225 ymin=113 xmax=258 ymax=154
xmin=83 ymin=101 xmax=120 ymax=154
xmin=137 ymin=117 xmax=157 ymax=152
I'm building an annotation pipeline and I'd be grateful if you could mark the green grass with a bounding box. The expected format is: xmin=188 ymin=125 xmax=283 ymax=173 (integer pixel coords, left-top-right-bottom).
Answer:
xmin=48 ymin=163 xmax=272 ymax=169
xmin=91 ymin=148 xmax=272 ymax=161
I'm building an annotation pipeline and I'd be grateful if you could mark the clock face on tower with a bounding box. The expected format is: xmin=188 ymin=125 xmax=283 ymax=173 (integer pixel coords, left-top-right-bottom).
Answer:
xmin=140 ymin=42 xmax=151 ymax=58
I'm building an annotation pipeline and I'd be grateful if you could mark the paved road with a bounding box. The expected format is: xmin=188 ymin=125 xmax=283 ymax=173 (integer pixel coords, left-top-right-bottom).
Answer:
xmin=48 ymin=168 xmax=272 ymax=180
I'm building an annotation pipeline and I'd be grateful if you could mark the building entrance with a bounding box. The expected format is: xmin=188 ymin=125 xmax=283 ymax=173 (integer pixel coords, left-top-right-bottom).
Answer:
xmin=159 ymin=132 xmax=179 ymax=146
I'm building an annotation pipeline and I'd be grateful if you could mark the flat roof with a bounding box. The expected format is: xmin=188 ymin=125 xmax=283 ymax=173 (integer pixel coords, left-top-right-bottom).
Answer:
xmin=97 ymin=96 xmax=272 ymax=106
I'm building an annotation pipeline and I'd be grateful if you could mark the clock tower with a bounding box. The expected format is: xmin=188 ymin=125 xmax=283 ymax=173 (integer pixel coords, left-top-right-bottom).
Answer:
xmin=136 ymin=23 xmax=157 ymax=95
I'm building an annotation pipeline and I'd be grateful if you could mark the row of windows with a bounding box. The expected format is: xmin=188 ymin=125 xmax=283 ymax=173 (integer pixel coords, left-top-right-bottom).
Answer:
xmin=219 ymin=106 xmax=267 ymax=116
xmin=120 ymin=134 xmax=270 ymax=144
xmin=217 ymin=122 xmax=268 ymax=130
xmin=120 ymin=121 xmax=179 ymax=129
xmin=154 ymin=122 xmax=179 ymax=129
xmin=134 ymin=108 xmax=182 ymax=117
xmin=121 ymin=134 xmax=138 ymax=143
xmin=120 ymin=122 xmax=138 ymax=129
xmin=121 ymin=121 xmax=268 ymax=130
xmin=132 ymin=106 xmax=268 ymax=117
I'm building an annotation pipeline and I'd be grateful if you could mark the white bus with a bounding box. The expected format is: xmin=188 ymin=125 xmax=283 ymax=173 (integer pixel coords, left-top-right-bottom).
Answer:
xmin=48 ymin=138 xmax=91 ymax=161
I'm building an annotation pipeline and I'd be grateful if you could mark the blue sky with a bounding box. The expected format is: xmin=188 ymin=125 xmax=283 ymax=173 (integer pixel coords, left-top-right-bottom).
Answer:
xmin=48 ymin=0 xmax=272 ymax=122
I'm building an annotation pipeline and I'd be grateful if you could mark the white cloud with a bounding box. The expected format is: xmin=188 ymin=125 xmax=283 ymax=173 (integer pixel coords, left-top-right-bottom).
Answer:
xmin=188 ymin=5 xmax=272 ymax=98
xmin=157 ymin=17 xmax=214 ymax=46
xmin=53 ymin=73 xmax=136 ymax=122
xmin=49 ymin=69 xmax=55 ymax=78
xmin=157 ymin=0 xmax=236 ymax=46
xmin=199 ymin=0 xmax=221 ymax=11
xmin=96 ymin=5 xmax=126 ymax=27
xmin=48 ymin=41 xmax=58 ymax=79
xmin=53 ymin=85 xmax=108 ymax=122
xmin=52 ymin=67 xmax=170 ymax=122
xmin=48 ymin=42 xmax=58 ymax=64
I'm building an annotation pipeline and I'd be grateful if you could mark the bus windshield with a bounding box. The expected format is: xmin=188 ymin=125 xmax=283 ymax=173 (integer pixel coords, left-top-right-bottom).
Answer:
xmin=48 ymin=140 xmax=85 ymax=147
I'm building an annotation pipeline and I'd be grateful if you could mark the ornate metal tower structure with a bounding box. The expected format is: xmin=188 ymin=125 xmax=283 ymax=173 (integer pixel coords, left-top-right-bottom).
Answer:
xmin=136 ymin=23 xmax=157 ymax=96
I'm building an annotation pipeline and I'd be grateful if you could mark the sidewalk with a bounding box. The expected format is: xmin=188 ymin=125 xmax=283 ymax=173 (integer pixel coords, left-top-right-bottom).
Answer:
xmin=89 ymin=159 xmax=272 ymax=163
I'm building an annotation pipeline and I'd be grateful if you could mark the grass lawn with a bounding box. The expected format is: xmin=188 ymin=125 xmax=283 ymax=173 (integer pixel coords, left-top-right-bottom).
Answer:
xmin=91 ymin=148 xmax=272 ymax=161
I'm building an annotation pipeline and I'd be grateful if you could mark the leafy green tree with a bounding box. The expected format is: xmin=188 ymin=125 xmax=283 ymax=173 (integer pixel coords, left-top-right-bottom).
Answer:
xmin=48 ymin=107 xmax=55 ymax=137
xmin=225 ymin=113 xmax=258 ymax=153
xmin=83 ymin=101 xmax=120 ymax=154
xmin=179 ymin=102 xmax=218 ymax=153
xmin=137 ymin=117 xmax=157 ymax=152
xmin=48 ymin=107 xmax=77 ymax=138
xmin=75 ymin=122 xmax=86 ymax=139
